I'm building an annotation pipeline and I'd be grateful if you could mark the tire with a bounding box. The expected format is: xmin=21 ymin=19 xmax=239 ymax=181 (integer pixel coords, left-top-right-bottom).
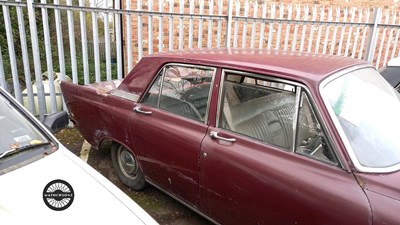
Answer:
xmin=111 ymin=142 xmax=147 ymax=191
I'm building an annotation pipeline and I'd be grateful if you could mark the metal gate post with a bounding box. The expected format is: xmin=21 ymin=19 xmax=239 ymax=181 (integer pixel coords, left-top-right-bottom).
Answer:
xmin=225 ymin=0 xmax=233 ymax=48
xmin=364 ymin=8 xmax=382 ymax=63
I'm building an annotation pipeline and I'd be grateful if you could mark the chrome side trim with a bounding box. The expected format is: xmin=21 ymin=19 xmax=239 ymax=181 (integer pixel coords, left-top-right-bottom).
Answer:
xmin=111 ymin=90 xmax=140 ymax=102
xmin=320 ymin=65 xmax=400 ymax=173
xmin=145 ymin=179 xmax=221 ymax=225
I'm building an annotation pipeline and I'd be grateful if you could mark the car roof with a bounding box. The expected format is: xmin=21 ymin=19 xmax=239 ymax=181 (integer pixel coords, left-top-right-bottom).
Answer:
xmin=148 ymin=48 xmax=368 ymax=81
xmin=120 ymin=48 xmax=369 ymax=95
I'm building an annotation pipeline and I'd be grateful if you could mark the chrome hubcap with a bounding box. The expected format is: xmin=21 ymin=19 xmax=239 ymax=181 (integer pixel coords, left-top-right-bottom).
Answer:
xmin=118 ymin=147 xmax=137 ymax=179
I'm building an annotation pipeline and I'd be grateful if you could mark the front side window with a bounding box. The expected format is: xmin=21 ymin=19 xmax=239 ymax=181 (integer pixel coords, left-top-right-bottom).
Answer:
xmin=322 ymin=67 xmax=400 ymax=170
xmin=218 ymin=71 xmax=338 ymax=166
xmin=142 ymin=64 xmax=215 ymax=122
xmin=219 ymin=72 xmax=296 ymax=150
xmin=296 ymin=92 xmax=338 ymax=164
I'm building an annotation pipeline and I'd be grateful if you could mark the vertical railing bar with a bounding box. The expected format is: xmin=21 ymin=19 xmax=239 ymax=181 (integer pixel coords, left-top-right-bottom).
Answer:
xmin=148 ymin=0 xmax=154 ymax=54
xmin=126 ymin=0 xmax=132 ymax=66
xmin=16 ymin=0 xmax=34 ymax=112
xmin=27 ymin=0 xmax=46 ymax=119
xmin=330 ymin=7 xmax=340 ymax=55
xmin=258 ymin=2 xmax=267 ymax=49
xmin=207 ymin=0 xmax=214 ymax=48
xmin=179 ymin=0 xmax=184 ymax=49
xmin=351 ymin=8 xmax=363 ymax=58
xmin=267 ymin=3 xmax=276 ymax=50
xmin=216 ymin=0 xmax=223 ymax=48
xmin=189 ymin=0 xmax=194 ymax=49
xmin=233 ymin=0 xmax=240 ymax=48
xmin=54 ymin=0 xmax=65 ymax=81
xmin=115 ymin=0 xmax=123 ymax=79
xmin=344 ymin=7 xmax=356 ymax=57
xmin=241 ymin=0 xmax=249 ymax=49
xmin=391 ymin=12 xmax=400 ymax=59
xmin=358 ymin=9 xmax=370 ymax=60
xmin=0 ymin=45 xmax=6 ymax=90
xmin=91 ymin=0 xmax=100 ymax=83
xmin=307 ymin=5 xmax=317 ymax=53
xmin=158 ymin=0 xmax=164 ymax=52
xmin=299 ymin=5 xmax=309 ymax=52
xmin=66 ymin=0 xmax=78 ymax=84
xmin=337 ymin=8 xmax=348 ymax=55
xmin=291 ymin=5 xmax=301 ymax=51
xmin=198 ymin=0 xmax=205 ymax=48
xmin=322 ymin=7 xmax=333 ymax=54
xmin=137 ymin=0 xmax=143 ymax=62
xmin=250 ymin=1 xmax=258 ymax=48
xmin=283 ymin=4 xmax=292 ymax=51
xmin=382 ymin=11 xmax=396 ymax=66
xmin=169 ymin=0 xmax=174 ymax=50
xmin=79 ymin=0 xmax=89 ymax=84
xmin=3 ymin=4 xmax=22 ymax=102
xmin=225 ymin=0 xmax=233 ymax=48
xmin=275 ymin=3 xmax=284 ymax=50
xmin=104 ymin=0 xmax=112 ymax=80
xmin=375 ymin=10 xmax=390 ymax=68
xmin=41 ymin=0 xmax=57 ymax=113
xmin=315 ymin=6 xmax=324 ymax=53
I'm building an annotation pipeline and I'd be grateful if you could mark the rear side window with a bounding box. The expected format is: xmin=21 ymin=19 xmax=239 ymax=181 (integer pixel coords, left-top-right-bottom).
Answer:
xmin=142 ymin=64 xmax=215 ymax=122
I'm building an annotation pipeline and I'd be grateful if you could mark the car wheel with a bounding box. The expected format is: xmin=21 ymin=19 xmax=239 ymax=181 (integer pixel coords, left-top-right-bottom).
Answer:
xmin=111 ymin=143 xmax=147 ymax=191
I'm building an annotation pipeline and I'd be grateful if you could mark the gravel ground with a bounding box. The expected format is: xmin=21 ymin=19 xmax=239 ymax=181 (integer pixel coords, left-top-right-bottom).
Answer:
xmin=55 ymin=127 xmax=212 ymax=225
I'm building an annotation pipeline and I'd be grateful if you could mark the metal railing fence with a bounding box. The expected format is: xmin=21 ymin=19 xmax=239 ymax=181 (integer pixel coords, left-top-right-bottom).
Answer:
xmin=0 ymin=0 xmax=399 ymax=119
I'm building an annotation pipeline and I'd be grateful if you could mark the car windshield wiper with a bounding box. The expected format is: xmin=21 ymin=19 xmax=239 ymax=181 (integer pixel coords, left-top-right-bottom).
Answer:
xmin=0 ymin=142 xmax=52 ymax=160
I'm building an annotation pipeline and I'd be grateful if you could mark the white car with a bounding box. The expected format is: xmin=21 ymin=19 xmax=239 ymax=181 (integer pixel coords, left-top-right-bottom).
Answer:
xmin=0 ymin=87 xmax=158 ymax=225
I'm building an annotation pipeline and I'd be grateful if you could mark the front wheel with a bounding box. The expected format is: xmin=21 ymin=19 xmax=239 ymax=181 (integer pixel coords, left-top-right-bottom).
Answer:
xmin=111 ymin=143 xmax=147 ymax=191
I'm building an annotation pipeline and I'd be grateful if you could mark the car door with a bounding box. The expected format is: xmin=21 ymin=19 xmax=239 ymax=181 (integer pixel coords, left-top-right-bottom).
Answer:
xmin=129 ymin=63 xmax=216 ymax=207
xmin=199 ymin=70 xmax=371 ymax=225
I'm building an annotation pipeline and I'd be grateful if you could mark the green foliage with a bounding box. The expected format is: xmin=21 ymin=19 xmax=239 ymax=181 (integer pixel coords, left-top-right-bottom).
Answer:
xmin=1 ymin=2 xmax=112 ymax=87
xmin=61 ymin=56 xmax=118 ymax=85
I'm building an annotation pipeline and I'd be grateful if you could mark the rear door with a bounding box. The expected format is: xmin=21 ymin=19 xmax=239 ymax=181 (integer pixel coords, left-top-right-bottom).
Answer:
xmin=129 ymin=64 xmax=215 ymax=207
xmin=199 ymin=70 xmax=371 ymax=225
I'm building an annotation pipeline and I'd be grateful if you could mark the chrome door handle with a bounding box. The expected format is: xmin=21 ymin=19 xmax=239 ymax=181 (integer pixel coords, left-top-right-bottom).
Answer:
xmin=133 ymin=106 xmax=152 ymax=115
xmin=209 ymin=131 xmax=236 ymax=142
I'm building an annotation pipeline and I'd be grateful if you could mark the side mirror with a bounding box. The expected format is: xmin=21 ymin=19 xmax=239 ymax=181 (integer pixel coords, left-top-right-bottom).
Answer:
xmin=42 ymin=111 xmax=69 ymax=133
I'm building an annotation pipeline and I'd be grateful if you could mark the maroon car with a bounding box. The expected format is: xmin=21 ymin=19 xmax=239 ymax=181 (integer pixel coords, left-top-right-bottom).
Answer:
xmin=61 ymin=48 xmax=400 ymax=225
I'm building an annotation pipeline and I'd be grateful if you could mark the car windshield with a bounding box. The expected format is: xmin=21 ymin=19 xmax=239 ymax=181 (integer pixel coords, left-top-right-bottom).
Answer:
xmin=322 ymin=67 xmax=400 ymax=170
xmin=0 ymin=94 xmax=48 ymax=156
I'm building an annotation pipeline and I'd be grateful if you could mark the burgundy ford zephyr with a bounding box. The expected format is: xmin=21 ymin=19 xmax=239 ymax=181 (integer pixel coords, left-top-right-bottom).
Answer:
xmin=61 ymin=48 xmax=400 ymax=225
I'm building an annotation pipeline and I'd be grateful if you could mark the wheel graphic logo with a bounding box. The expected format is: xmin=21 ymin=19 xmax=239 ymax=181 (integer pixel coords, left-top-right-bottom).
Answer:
xmin=43 ymin=179 xmax=74 ymax=211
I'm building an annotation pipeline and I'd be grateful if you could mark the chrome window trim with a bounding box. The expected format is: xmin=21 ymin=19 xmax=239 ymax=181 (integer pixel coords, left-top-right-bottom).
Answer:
xmin=111 ymin=90 xmax=140 ymax=102
xmin=320 ymin=65 xmax=400 ymax=173
xmin=141 ymin=62 xmax=216 ymax=125
xmin=217 ymin=69 xmax=344 ymax=169
xmin=291 ymin=87 xmax=302 ymax=152
xmin=395 ymin=83 xmax=400 ymax=92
